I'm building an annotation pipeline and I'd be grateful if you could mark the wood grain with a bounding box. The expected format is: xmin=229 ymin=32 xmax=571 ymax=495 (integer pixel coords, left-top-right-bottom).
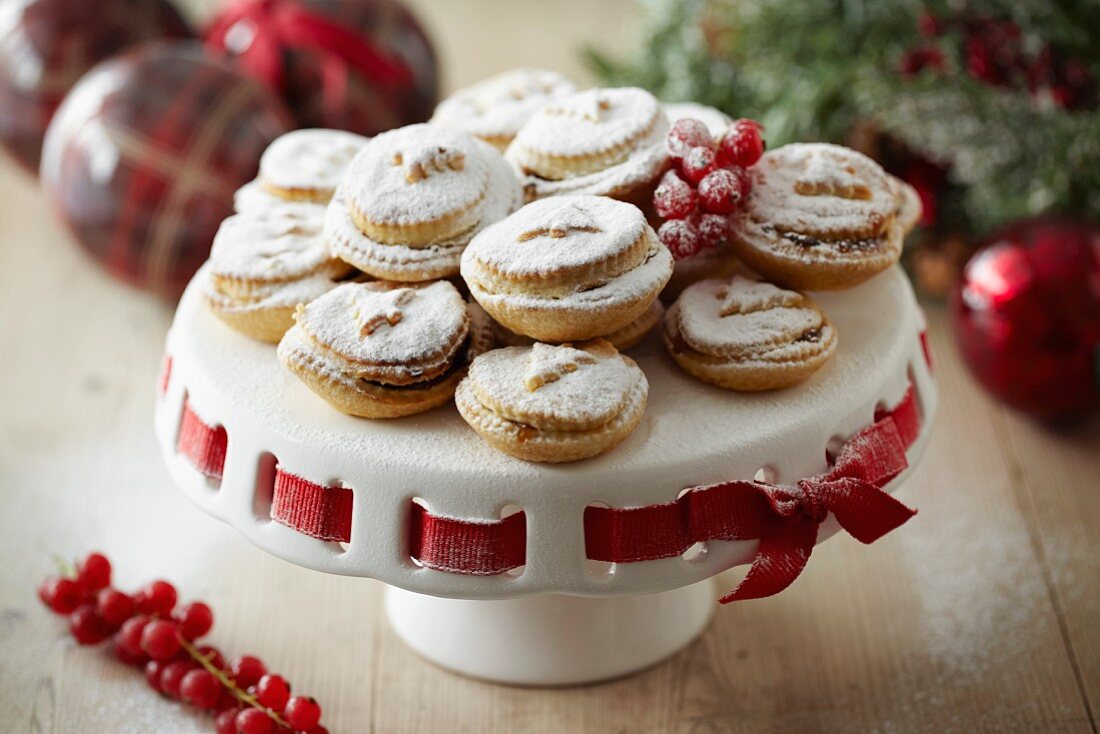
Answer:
xmin=2 ymin=1 xmax=1099 ymax=732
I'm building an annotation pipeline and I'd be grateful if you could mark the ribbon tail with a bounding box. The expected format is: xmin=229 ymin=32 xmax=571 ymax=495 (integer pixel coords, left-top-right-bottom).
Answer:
xmin=719 ymin=520 xmax=819 ymax=603
xmin=826 ymin=477 xmax=917 ymax=544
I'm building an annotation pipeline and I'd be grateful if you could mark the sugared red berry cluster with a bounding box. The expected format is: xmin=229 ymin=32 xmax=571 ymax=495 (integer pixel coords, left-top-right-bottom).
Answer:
xmin=38 ymin=553 xmax=327 ymax=734
xmin=655 ymin=117 xmax=765 ymax=260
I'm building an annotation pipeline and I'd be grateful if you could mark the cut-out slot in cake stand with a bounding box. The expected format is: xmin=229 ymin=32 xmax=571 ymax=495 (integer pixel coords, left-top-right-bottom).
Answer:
xmin=156 ymin=265 xmax=936 ymax=685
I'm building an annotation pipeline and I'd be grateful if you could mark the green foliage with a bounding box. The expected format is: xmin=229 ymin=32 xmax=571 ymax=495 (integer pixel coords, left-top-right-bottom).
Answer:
xmin=586 ymin=0 xmax=1100 ymax=234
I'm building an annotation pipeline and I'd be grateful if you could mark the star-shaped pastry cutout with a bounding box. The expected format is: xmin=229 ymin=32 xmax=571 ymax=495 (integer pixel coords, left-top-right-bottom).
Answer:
xmin=393 ymin=145 xmax=466 ymax=183
xmin=545 ymin=93 xmax=610 ymax=123
xmin=717 ymin=276 xmax=803 ymax=317
xmin=524 ymin=343 xmax=598 ymax=392
xmin=355 ymin=288 xmax=417 ymax=336
xmin=517 ymin=203 xmax=601 ymax=242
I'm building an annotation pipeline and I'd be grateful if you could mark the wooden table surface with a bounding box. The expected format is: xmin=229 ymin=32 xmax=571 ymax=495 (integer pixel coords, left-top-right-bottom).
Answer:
xmin=2 ymin=2 xmax=1099 ymax=732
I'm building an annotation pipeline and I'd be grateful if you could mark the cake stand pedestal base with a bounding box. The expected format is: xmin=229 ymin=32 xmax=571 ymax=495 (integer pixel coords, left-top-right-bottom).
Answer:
xmin=384 ymin=580 xmax=716 ymax=686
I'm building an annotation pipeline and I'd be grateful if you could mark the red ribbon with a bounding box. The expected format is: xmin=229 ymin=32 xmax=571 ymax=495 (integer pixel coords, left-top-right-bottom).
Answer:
xmin=205 ymin=0 xmax=414 ymax=120
xmin=586 ymin=387 xmax=920 ymax=602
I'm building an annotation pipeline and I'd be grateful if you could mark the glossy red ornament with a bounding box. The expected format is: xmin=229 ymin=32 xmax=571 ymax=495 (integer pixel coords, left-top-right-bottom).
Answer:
xmin=205 ymin=0 xmax=438 ymax=136
xmin=952 ymin=218 xmax=1100 ymax=420
xmin=40 ymin=41 xmax=293 ymax=298
xmin=0 ymin=0 xmax=191 ymax=173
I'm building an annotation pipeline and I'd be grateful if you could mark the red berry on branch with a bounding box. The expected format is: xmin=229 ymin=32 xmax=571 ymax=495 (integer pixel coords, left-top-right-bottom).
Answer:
xmin=308 ymin=727 xmax=330 ymax=734
xmin=141 ymin=619 xmax=182 ymax=661
xmin=899 ymin=47 xmax=947 ymax=77
xmin=39 ymin=577 xmax=83 ymax=615
xmin=697 ymin=168 xmax=746 ymax=214
xmin=159 ymin=659 xmax=197 ymax=700
xmin=197 ymin=644 xmax=227 ymax=671
xmin=284 ymin=696 xmax=322 ymax=731
xmin=135 ymin=580 xmax=178 ymax=616
xmin=173 ymin=601 xmax=214 ymax=641
xmin=658 ymin=219 xmax=700 ymax=260
xmin=145 ymin=659 xmax=168 ymax=693
xmin=230 ymin=655 xmax=268 ymax=689
xmin=118 ymin=615 xmax=152 ymax=657
xmin=653 ymin=170 xmax=697 ymax=220
xmin=680 ymin=146 xmax=716 ymax=185
xmin=180 ymin=669 xmax=222 ymax=709
xmin=69 ymin=603 xmax=111 ymax=645
xmin=76 ymin=553 xmax=112 ymax=594
xmin=113 ymin=636 xmax=148 ymax=666
xmin=717 ymin=119 xmax=765 ymax=169
xmin=96 ymin=589 xmax=135 ymax=628
xmin=666 ymin=118 xmax=713 ymax=160
xmin=696 ymin=214 xmax=731 ymax=249
xmin=235 ymin=708 xmax=274 ymax=734
xmin=215 ymin=709 xmax=239 ymax=734
xmin=256 ymin=674 xmax=291 ymax=712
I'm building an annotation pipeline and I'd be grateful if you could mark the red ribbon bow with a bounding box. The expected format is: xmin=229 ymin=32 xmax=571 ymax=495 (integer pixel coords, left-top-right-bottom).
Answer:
xmin=703 ymin=418 xmax=916 ymax=602
xmin=585 ymin=393 xmax=920 ymax=603
xmin=205 ymin=0 xmax=414 ymax=120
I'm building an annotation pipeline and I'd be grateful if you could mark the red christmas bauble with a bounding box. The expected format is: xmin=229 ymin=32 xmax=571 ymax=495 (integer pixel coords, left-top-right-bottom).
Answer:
xmin=951 ymin=218 xmax=1100 ymax=420
xmin=0 ymin=0 xmax=191 ymax=173
xmin=40 ymin=41 xmax=293 ymax=298
xmin=205 ymin=0 xmax=438 ymax=136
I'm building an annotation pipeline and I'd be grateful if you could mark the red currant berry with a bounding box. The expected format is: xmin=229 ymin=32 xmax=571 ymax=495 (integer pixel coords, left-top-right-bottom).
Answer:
xmin=141 ymin=619 xmax=182 ymax=661
xmin=680 ymin=146 xmax=716 ymax=185
xmin=159 ymin=659 xmax=197 ymax=700
xmin=145 ymin=659 xmax=168 ymax=693
xmin=39 ymin=577 xmax=83 ymax=615
xmin=215 ymin=709 xmax=239 ymax=734
xmin=181 ymin=669 xmax=222 ymax=709
xmin=732 ymin=165 xmax=753 ymax=198
xmin=697 ymin=168 xmax=747 ymax=215
xmin=235 ymin=708 xmax=274 ymax=734
xmin=113 ymin=636 xmax=148 ymax=666
xmin=76 ymin=553 xmax=111 ymax=593
xmin=696 ymin=214 xmax=731 ymax=249
xmin=173 ymin=601 xmax=214 ymax=641
xmin=255 ymin=674 xmax=291 ymax=712
xmin=230 ymin=655 xmax=267 ymax=689
xmin=69 ymin=603 xmax=110 ymax=645
xmin=307 ymin=728 xmax=329 ymax=734
xmin=652 ymin=170 xmax=697 ymax=220
xmin=96 ymin=588 xmax=135 ymax=628
xmin=284 ymin=696 xmax=322 ymax=730
xmin=196 ymin=644 xmax=226 ymax=670
xmin=117 ymin=615 xmax=151 ymax=657
xmin=135 ymin=580 xmax=177 ymax=616
xmin=658 ymin=219 xmax=701 ymax=260
xmin=666 ymin=118 xmax=712 ymax=160
xmin=717 ymin=119 xmax=765 ymax=169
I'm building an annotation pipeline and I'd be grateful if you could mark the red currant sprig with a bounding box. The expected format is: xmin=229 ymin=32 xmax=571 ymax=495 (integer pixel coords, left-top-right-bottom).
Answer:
xmin=656 ymin=117 xmax=765 ymax=260
xmin=39 ymin=552 xmax=329 ymax=734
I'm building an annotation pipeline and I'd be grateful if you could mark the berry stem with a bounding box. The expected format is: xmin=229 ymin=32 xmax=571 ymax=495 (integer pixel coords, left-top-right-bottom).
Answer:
xmin=179 ymin=638 xmax=289 ymax=729
xmin=51 ymin=554 xmax=77 ymax=578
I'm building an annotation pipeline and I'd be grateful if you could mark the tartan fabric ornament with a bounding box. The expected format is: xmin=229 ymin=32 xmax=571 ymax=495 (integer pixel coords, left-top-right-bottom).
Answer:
xmin=0 ymin=0 xmax=191 ymax=173
xmin=40 ymin=41 xmax=293 ymax=298
xmin=205 ymin=0 xmax=439 ymax=136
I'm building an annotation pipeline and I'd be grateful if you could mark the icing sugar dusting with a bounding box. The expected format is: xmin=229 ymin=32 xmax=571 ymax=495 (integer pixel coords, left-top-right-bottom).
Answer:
xmin=470 ymin=343 xmax=642 ymax=430
xmin=513 ymin=87 xmax=662 ymax=158
xmin=466 ymin=195 xmax=647 ymax=277
xmin=209 ymin=206 xmax=331 ymax=281
xmin=744 ymin=143 xmax=896 ymax=238
xmin=298 ymin=281 xmax=468 ymax=366
xmin=341 ymin=124 xmax=490 ymax=225
xmin=431 ymin=68 xmax=575 ymax=140
xmin=259 ymin=128 xmax=369 ymax=192
xmin=677 ymin=277 xmax=824 ymax=355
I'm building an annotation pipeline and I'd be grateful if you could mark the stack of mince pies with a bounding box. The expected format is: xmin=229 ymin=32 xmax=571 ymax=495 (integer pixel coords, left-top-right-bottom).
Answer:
xmin=200 ymin=71 xmax=919 ymax=464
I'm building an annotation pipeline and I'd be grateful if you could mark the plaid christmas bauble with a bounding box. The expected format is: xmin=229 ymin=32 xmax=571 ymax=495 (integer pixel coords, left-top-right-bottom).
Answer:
xmin=0 ymin=0 xmax=191 ymax=173
xmin=206 ymin=0 xmax=438 ymax=136
xmin=40 ymin=41 xmax=293 ymax=298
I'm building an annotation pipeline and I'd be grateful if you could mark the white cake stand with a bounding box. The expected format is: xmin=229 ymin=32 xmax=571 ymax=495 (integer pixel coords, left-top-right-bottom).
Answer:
xmin=155 ymin=265 xmax=936 ymax=685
